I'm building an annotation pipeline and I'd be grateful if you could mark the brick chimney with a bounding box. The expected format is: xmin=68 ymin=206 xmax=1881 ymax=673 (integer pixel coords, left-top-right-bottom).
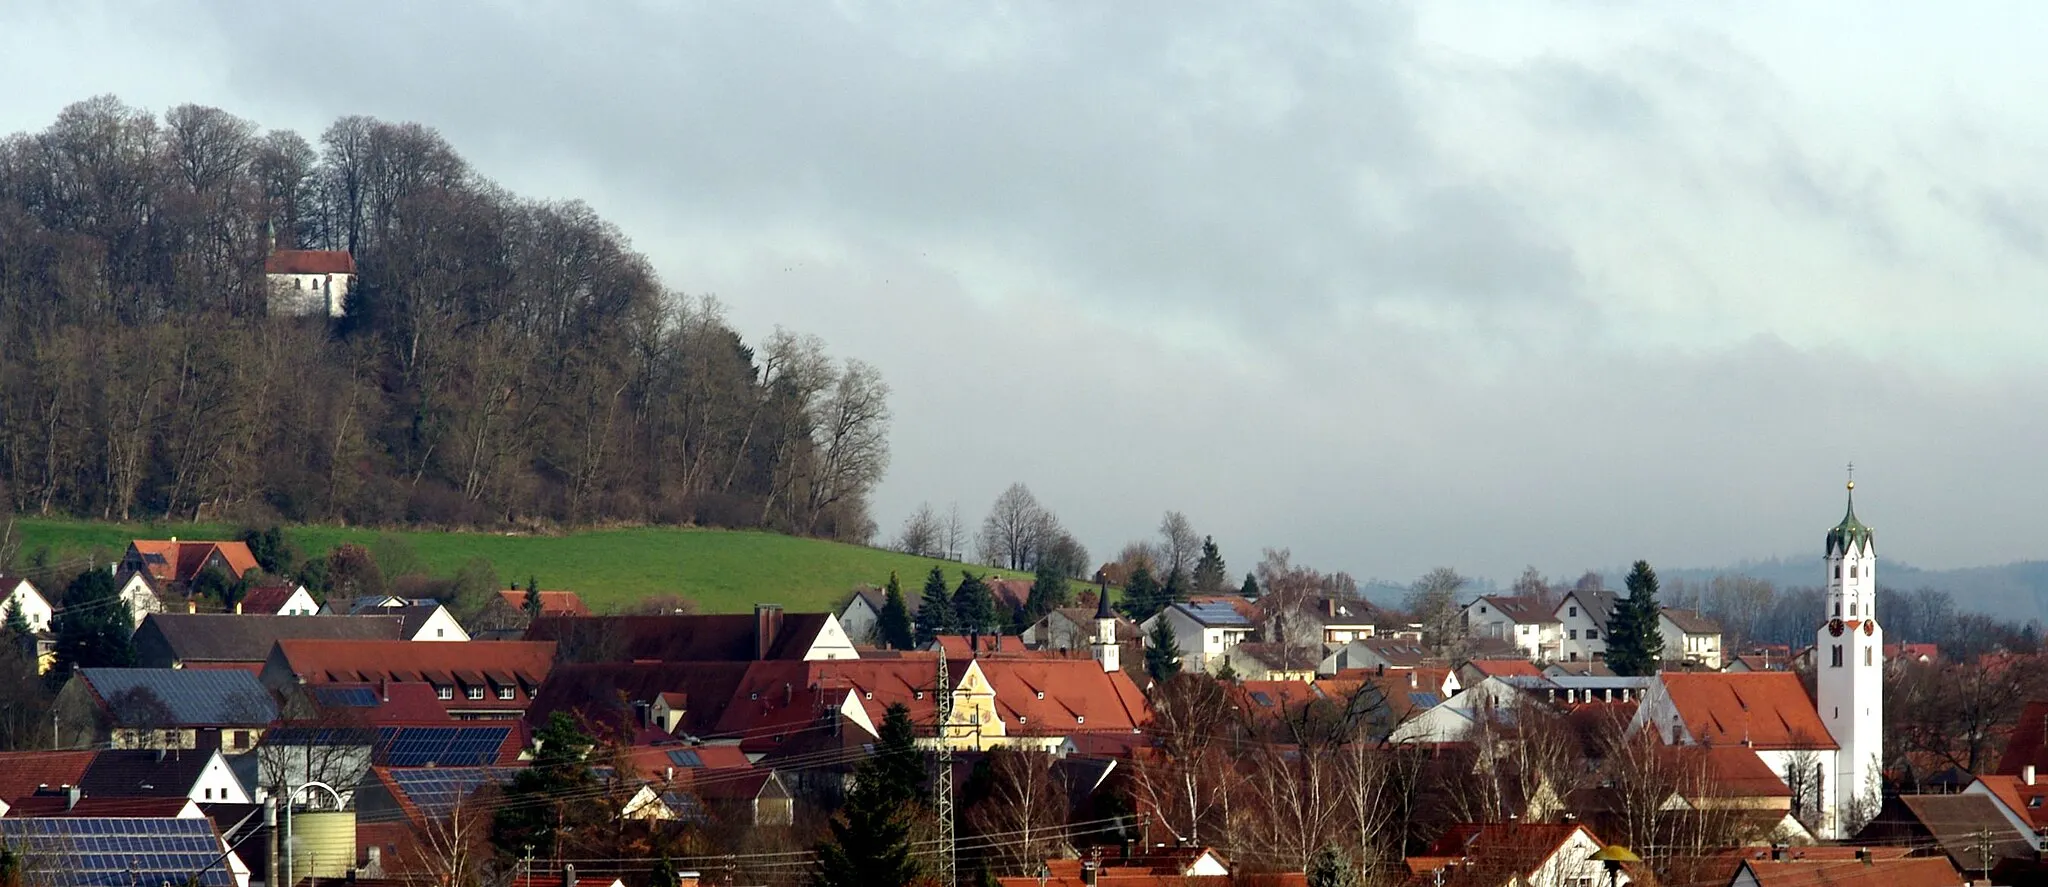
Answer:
xmin=754 ymin=604 xmax=784 ymax=660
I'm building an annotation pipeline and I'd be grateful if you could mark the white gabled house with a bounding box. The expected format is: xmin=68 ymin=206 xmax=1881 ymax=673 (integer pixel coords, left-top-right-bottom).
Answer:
xmin=1658 ymin=607 xmax=1725 ymax=669
xmin=0 ymin=576 xmax=52 ymax=633
xmin=1554 ymin=588 xmax=1619 ymax=663
xmin=1141 ymin=601 xmax=1255 ymax=675
xmin=1459 ymin=594 xmax=1560 ymax=660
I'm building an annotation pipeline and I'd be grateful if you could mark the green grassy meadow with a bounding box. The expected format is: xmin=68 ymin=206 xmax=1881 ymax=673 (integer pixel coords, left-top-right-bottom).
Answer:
xmin=4 ymin=517 xmax=1038 ymax=614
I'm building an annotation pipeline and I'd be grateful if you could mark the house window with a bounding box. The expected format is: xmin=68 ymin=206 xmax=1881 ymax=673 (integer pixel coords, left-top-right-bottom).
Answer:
xmin=1569 ymin=606 xmax=1578 ymax=617
xmin=1479 ymin=606 xmax=1487 ymax=614
xmin=232 ymin=731 xmax=249 ymax=749
xmin=1568 ymin=630 xmax=1578 ymax=640
xmin=1586 ymin=630 xmax=1598 ymax=640
xmin=467 ymin=686 xmax=484 ymax=700
xmin=436 ymin=628 xmax=445 ymax=638
xmin=498 ymin=686 xmax=515 ymax=700
xmin=1831 ymin=646 xmax=1844 ymax=668
xmin=437 ymin=686 xmax=453 ymax=700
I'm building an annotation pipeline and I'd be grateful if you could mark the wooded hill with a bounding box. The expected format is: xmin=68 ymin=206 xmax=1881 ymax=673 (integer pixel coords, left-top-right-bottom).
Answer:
xmin=0 ymin=96 xmax=889 ymax=540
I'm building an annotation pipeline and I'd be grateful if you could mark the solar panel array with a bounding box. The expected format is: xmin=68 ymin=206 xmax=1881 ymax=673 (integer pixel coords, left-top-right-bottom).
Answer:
xmin=313 ymin=686 xmax=379 ymax=707
xmin=78 ymin=669 xmax=279 ymax=726
xmin=1408 ymin=692 xmax=1443 ymax=709
xmin=666 ymin=749 xmax=703 ymax=768
xmin=1180 ymin=601 xmax=1252 ymax=626
xmin=374 ymin=725 xmax=511 ymax=766
xmin=388 ymin=768 xmax=513 ymax=819
xmin=0 ymin=817 xmax=236 ymax=887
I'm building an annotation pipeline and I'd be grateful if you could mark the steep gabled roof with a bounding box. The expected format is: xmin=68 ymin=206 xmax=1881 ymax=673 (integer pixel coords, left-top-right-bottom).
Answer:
xmin=265 ymin=249 xmax=356 ymax=275
xmin=1421 ymin=823 xmax=1600 ymax=881
xmin=1474 ymin=595 xmax=1558 ymax=625
xmin=1996 ymin=700 xmax=2048 ymax=777
xmin=1973 ymin=774 xmax=2048 ymax=828
xmin=136 ymin=613 xmax=404 ymax=665
xmin=1559 ymin=588 xmax=1619 ymax=625
xmin=1657 ymin=672 xmax=1835 ymax=750
xmin=78 ymin=749 xmax=220 ymax=798
xmin=128 ymin=540 xmax=259 ymax=583
xmin=978 ymin=659 xmax=1149 ymax=735
xmin=1896 ymin=793 xmax=2035 ymax=871
xmin=1661 ymin=745 xmax=1791 ymax=798
xmin=1464 ymin=659 xmax=1544 ymax=679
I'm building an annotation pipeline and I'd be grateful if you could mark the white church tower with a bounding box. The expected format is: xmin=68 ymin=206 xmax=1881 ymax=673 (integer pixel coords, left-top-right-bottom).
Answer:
xmin=1817 ymin=474 xmax=1883 ymax=833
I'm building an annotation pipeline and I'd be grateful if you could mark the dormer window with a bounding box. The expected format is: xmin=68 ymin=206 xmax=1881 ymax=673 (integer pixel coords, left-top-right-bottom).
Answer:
xmin=436 ymin=686 xmax=453 ymax=700
xmin=1076 ymin=715 xmax=1085 ymax=724
xmin=467 ymin=686 xmax=484 ymax=700
xmin=498 ymin=686 xmax=515 ymax=700
xmin=1035 ymin=691 xmax=1044 ymax=700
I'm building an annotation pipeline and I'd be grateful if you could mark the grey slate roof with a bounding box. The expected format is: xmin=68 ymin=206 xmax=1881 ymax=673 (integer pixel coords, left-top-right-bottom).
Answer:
xmin=133 ymin=613 xmax=405 ymax=665
xmin=1564 ymin=589 xmax=1619 ymax=627
xmin=78 ymin=668 xmax=279 ymax=726
xmin=1660 ymin=607 xmax=1723 ymax=634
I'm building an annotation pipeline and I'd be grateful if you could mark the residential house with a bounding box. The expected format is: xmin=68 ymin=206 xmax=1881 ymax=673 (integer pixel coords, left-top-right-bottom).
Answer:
xmin=54 ymin=668 xmax=279 ymax=754
xmin=1387 ymin=676 xmax=1527 ymax=744
xmin=1318 ymin=636 xmax=1433 ymax=674
xmin=1220 ymin=642 xmax=1320 ymax=681
xmin=837 ymin=586 xmax=892 ymax=645
xmin=469 ymin=589 xmax=591 ymax=639
xmin=1460 ymin=595 xmax=1562 ymax=660
xmin=1457 ymin=658 xmax=1545 ymax=687
xmin=1970 ymin=767 xmax=2048 ymax=838
xmin=1141 ymin=601 xmax=1254 ymax=675
xmin=121 ymin=539 xmax=260 ymax=586
xmin=1555 ymin=588 xmax=1620 ymax=663
xmin=133 ymin=613 xmax=405 ymax=669
xmin=1659 ymin=608 xmax=1726 ymax=669
xmin=260 ymin=639 xmax=555 ymax=720
xmin=526 ymin=605 xmax=858 ymax=663
xmin=237 ymin=583 xmax=321 ymax=616
xmin=79 ymin=748 xmax=253 ymax=805
xmin=1852 ymin=792 xmax=2034 ymax=878
xmin=113 ymin=570 xmax=170 ymax=627
xmin=1024 ymin=606 xmax=1141 ymax=654
xmin=348 ymin=598 xmax=469 ymax=641
xmin=0 ymin=576 xmax=51 ymax=633
xmin=1406 ymin=823 xmax=1626 ymax=887
xmin=265 ymin=249 xmax=356 ymax=317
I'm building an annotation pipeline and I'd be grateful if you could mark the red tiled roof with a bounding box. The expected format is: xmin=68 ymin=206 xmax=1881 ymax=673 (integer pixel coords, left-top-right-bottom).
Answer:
xmin=984 ymin=578 xmax=1032 ymax=614
xmin=265 ymin=249 xmax=356 ymax=275
xmin=1232 ymin=680 xmax=1321 ymax=716
xmin=930 ymin=634 xmax=1028 ymax=656
xmin=1661 ymin=745 xmax=1792 ymax=798
xmin=1997 ymin=700 xmax=2048 ymax=777
xmin=238 ymin=584 xmax=304 ymax=615
xmin=1883 ymin=642 xmax=1938 ymax=662
xmin=309 ymin=681 xmax=461 ymax=724
xmin=1736 ymin=857 xmax=1961 ymax=887
xmin=1658 ymin=672 xmax=1836 ymax=750
xmin=495 ymin=590 xmax=590 ymax=618
xmin=526 ymin=661 xmax=754 ymax=738
xmin=269 ymin=640 xmax=553 ymax=715
xmin=0 ymin=752 xmax=97 ymax=805
xmin=979 ymin=659 xmax=1149 ymax=735
xmin=1422 ymin=823 xmax=1600 ymax=881
xmin=612 ymin=744 xmax=753 ymax=781
xmin=1974 ymin=773 xmax=2048 ymax=828
xmin=1466 ymin=659 xmax=1544 ymax=678
xmin=128 ymin=540 xmax=259 ymax=583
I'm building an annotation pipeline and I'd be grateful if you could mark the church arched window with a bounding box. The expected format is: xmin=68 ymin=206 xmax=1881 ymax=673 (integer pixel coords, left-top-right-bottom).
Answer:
xmin=1849 ymin=602 xmax=1857 ymax=617
xmin=1836 ymin=563 xmax=1844 ymax=580
xmin=1849 ymin=563 xmax=1858 ymax=579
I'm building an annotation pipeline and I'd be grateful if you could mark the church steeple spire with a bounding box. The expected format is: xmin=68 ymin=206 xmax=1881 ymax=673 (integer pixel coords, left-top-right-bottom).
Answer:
xmin=1827 ymin=468 xmax=1874 ymax=557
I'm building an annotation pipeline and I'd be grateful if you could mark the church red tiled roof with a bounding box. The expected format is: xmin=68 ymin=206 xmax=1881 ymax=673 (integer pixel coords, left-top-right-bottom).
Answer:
xmin=265 ymin=249 xmax=356 ymax=275
xmin=1658 ymin=672 xmax=1836 ymax=750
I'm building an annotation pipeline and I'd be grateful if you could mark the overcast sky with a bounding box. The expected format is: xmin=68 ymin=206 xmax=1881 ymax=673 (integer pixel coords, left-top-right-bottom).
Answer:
xmin=7 ymin=2 xmax=2046 ymax=584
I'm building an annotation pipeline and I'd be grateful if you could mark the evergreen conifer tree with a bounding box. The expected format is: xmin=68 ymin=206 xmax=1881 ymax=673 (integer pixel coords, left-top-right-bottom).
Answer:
xmin=2 ymin=600 xmax=28 ymax=637
xmin=1605 ymin=560 xmax=1666 ymax=676
xmin=1307 ymin=846 xmax=1362 ymax=887
xmin=492 ymin=712 xmax=597 ymax=854
xmin=814 ymin=703 xmax=924 ymax=887
xmin=1024 ymin=560 xmax=1069 ymax=626
xmin=1239 ymin=572 xmax=1260 ymax=600
xmin=952 ymin=573 xmax=997 ymax=638
xmin=1192 ymin=536 xmax=1227 ymax=595
xmin=1145 ymin=617 xmax=1182 ymax=683
xmin=914 ymin=566 xmax=954 ymax=646
xmin=524 ymin=575 xmax=542 ymax=619
xmin=877 ymin=572 xmax=915 ymax=650
xmin=51 ymin=569 xmax=135 ymax=680
xmin=1121 ymin=565 xmax=1161 ymax=622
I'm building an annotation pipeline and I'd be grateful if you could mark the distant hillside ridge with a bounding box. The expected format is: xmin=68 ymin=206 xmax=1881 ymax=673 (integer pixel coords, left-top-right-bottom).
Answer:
xmin=2 ymin=518 xmax=1037 ymax=616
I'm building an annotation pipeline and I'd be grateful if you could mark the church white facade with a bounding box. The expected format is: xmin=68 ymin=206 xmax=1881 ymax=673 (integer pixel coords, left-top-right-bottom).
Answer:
xmin=1817 ymin=479 xmax=1884 ymax=834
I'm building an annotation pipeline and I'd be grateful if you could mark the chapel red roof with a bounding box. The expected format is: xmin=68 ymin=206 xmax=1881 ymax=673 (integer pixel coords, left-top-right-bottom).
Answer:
xmin=1657 ymin=672 xmax=1836 ymax=750
xmin=265 ymin=249 xmax=357 ymax=275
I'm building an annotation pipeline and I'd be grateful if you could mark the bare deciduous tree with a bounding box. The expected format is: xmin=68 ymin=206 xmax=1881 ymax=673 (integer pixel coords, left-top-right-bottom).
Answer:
xmin=966 ymin=748 xmax=1068 ymax=876
xmin=979 ymin=483 xmax=1047 ymax=570
xmin=1157 ymin=511 xmax=1200 ymax=578
xmin=1405 ymin=567 xmax=1467 ymax=652
xmin=895 ymin=501 xmax=945 ymax=558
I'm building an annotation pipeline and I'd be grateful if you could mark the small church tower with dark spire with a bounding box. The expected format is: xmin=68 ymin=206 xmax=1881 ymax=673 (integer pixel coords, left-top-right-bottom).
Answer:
xmin=1091 ymin=589 xmax=1121 ymax=673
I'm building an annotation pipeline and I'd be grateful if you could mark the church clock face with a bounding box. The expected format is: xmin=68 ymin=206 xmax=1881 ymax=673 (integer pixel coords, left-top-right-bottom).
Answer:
xmin=1862 ymin=620 xmax=1875 ymax=636
xmin=1828 ymin=618 xmax=1845 ymax=637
